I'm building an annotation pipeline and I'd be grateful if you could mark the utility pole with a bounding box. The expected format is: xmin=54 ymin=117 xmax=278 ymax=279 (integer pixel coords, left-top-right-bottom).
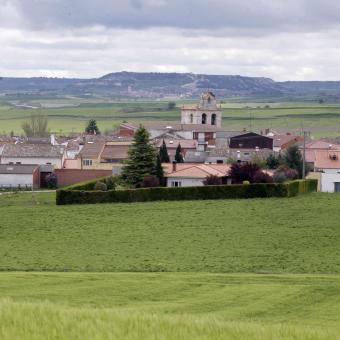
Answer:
xmin=302 ymin=130 xmax=307 ymax=179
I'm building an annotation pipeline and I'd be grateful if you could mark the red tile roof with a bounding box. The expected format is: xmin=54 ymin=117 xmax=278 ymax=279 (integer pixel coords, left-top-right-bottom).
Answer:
xmin=305 ymin=140 xmax=340 ymax=150
xmin=164 ymin=163 xmax=230 ymax=178
xmin=314 ymin=150 xmax=340 ymax=169
xmin=155 ymin=139 xmax=197 ymax=149
xmin=78 ymin=141 xmax=105 ymax=159
xmin=101 ymin=145 xmax=130 ymax=161
xmin=272 ymin=134 xmax=302 ymax=148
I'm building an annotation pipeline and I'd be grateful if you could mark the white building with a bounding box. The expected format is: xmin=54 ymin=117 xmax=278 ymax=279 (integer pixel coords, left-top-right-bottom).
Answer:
xmin=0 ymin=164 xmax=40 ymax=189
xmin=313 ymin=150 xmax=340 ymax=192
xmin=181 ymin=92 xmax=222 ymax=128
xmin=164 ymin=163 xmax=231 ymax=187
xmin=1 ymin=144 xmax=65 ymax=169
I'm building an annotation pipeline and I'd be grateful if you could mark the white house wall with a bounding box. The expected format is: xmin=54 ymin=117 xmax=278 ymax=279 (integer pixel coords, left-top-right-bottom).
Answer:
xmin=0 ymin=174 xmax=33 ymax=188
xmin=320 ymin=171 xmax=340 ymax=192
xmin=166 ymin=177 xmax=204 ymax=187
xmin=1 ymin=156 xmax=63 ymax=168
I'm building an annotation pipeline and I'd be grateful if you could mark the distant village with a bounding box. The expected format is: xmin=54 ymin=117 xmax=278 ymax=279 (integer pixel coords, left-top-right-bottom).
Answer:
xmin=0 ymin=91 xmax=339 ymax=192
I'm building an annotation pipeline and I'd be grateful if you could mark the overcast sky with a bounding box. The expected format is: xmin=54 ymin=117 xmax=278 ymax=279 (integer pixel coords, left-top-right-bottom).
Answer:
xmin=1 ymin=0 xmax=340 ymax=80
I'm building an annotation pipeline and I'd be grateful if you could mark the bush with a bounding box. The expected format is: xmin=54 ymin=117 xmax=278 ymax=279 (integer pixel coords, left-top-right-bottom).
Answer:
xmin=266 ymin=154 xmax=281 ymax=169
xmin=273 ymin=171 xmax=287 ymax=183
xmin=104 ymin=176 xmax=118 ymax=190
xmin=94 ymin=181 xmax=107 ymax=191
xmin=64 ymin=176 xmax=120 ymax=191
xmin=273 ymin=167 xmax=298 ymax=183
xmin=253 ymin=171 xmax=273 ymax=183
xmin=46 ymin=173 xmax=58 ymax=189
xmin=285 ymin=168 xmax=299 ymax=180
xmin=228 ymin=162 xmax=260 ymax=183
xmin=142 ymin=176 xmax=160 ymax=188
xmin=56 ymin=180 xmax=318 ymax=205
xmin=251 ymin=154 xmax=267 ymax=169
xmin=203 ymin=175 xmax=222 ymax=186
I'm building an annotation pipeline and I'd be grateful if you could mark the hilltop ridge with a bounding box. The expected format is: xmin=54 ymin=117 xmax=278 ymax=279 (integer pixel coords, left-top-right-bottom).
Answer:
xmin=1 ymin=71 xmax=340 ymax=99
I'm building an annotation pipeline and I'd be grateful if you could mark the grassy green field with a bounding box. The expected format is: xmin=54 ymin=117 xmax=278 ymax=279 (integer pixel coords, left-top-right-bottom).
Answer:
xmin=2 ymin=97 xmax=340 ymax=137
xmin=1 ymin=192 xmax=340 ymax=273
xmin=1 ymin=273 xmax=340 ymax=339
xmin=2 ymin=192 xmax=340 ymax=339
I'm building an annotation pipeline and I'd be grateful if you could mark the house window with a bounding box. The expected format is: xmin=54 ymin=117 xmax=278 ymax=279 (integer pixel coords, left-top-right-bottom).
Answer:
xmin=211 ymin=113 xmax=217 ymax=125
xmin=190 ymin=113 xmax=193 ymax=123
xmin=334 ymin=182 xmax=340 ymax=192
xmin=83 ymin=159 xmax=93 ymax=166
xmin=16 ymin=162 xmax=21 ymax=164
xmin=202 ymin=113 xmax=207 ymax=124
xmin=171 ymin=181 xmax=182 ymax=187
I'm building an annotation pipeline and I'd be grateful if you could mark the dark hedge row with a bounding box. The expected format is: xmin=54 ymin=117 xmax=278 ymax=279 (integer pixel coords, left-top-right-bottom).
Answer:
xmin=56 ymin=179 xmax=318 ymax=205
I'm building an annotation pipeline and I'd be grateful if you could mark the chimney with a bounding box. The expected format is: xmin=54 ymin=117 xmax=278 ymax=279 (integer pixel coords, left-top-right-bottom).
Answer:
xmin=50 ymin=134 xmax=56 ymax=145
xmin=172 ymin=161 xmax=177 ymax=172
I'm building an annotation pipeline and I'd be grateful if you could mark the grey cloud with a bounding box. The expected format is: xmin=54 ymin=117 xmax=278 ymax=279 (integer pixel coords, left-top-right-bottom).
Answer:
xmin=1 ymin=0 xmax=340 ymax=35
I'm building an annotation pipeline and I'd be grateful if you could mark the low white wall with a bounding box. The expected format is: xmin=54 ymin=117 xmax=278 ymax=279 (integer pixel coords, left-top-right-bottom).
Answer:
xmin=0 ymin=174 xmax=33 ymax=188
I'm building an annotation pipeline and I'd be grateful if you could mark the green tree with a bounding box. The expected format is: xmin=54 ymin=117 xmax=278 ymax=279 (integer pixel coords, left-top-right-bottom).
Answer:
xmin=283 ymin=145 xmax=304 ymax=178
xmin=21 ymin=114 xmax=49 ymax=137
xmin=167 ymin=101 xmax=176 ymax=110
xmin=155 ymin=154 xmax=165 ymax=185
xmin=266 ymin=154 xmax=281 ymax=169
xmin=85 ymin=119 xmax=100 ymax=135
xmin=251 ymin=154 xmax=266 ymax=168
xmin=175 ymin=143 xmax=184 ymax=163
xmin=159 ymin=139 xmax=170 ymax=163
xmin=121 ymin=125 xmax=157 ymax=187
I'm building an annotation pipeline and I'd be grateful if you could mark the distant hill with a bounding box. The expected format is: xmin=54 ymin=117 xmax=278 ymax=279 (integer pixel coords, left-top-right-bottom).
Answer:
xmin=1 ymin=71 xmax=340 ymax=100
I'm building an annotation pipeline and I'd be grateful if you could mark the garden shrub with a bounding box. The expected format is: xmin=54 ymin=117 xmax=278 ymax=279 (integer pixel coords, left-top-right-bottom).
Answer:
xmin=94 ymin=181 xmax=107 ymax=191
xmin=203 ymin=175 xmax=222 ymax=186
xmin=65 ymin=176 xmax=120 ymax=191
xmin=46 ymin=173 xmax=58 ymax=189
xmin=253 ymin=170 xmax=273 ymax=183
xmin=228 ymin=162 xmax=260 ymax=183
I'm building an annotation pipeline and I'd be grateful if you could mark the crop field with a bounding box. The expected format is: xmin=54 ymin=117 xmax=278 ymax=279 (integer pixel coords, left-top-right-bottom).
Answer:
xmin=2 ymin=97 xmax=340 ymax=137
xmin=1 ymin=273 xmax=340 ymax=339
xmin=1 ymin=192 xmax=340 ymax=273
xmin=1 ymin=192 xmax=340 ymax=339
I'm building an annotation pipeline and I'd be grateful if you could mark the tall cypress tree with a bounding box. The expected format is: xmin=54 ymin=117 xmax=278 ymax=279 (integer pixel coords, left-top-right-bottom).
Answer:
xmin=155 ymin=154 xmax=165 ymax=185
xmin=85 ymin=119 xmax=100 ymax=135
xmin=159 ymin=139 xmax=170 ymax=163
xmin=121 ymin=125 xmax=157 ymax=187
xmin=175 ymin=143 xmax=184 ymax=163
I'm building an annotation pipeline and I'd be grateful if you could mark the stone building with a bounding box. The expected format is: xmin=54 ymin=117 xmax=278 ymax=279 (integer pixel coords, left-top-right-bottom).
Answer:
xmin=181 ymin=92 xmax=222 ymax=128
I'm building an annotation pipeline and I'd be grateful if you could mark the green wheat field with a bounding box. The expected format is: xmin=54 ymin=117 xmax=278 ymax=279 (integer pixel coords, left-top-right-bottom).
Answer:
xmin=1 ymin=192 xmax=340 ymax=339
